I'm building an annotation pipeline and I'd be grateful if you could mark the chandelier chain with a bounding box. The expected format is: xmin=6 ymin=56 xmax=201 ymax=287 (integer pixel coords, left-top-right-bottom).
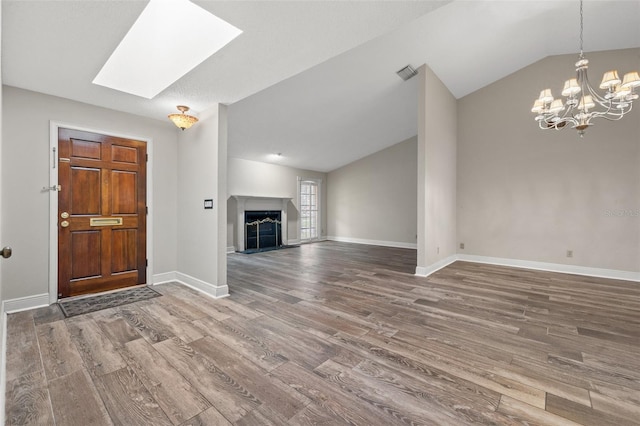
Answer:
xmin=579 ymin=0 xmax=584 ymax=58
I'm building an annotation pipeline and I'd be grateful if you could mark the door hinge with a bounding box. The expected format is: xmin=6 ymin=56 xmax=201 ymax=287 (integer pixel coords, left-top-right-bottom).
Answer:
xmin=146 ymin=206 xmax=149 ymax=215
xmin=145 ymin=259 xmax=148 ymax=267
xmin=146 ymin=154 xmax=149 ymax=162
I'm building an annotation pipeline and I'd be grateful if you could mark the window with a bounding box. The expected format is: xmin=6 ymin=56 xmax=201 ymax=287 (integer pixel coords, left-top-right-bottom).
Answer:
xmin=299 ymin=179 xmax=320 ymax=242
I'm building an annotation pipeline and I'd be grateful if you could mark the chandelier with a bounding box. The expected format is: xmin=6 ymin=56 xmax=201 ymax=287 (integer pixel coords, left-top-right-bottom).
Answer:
xmin=168 ymin=105 xmax=198 ymax=131
xmin=531 ymin=0 xmax=639 ymax=136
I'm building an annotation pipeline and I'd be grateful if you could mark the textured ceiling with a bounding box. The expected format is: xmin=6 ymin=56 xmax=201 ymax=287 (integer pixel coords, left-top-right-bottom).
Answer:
xmin=2 ymin=0 xmax=447 ymax=118
xmin=3 ymin=1 xmax=639 ymax=172
xmin=228 ymin=0 xmax=640 ymax=172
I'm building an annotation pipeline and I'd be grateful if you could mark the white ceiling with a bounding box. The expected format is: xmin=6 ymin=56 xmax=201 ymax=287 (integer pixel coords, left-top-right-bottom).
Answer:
xmin=3 ymin=1 xmax=639 ymax=172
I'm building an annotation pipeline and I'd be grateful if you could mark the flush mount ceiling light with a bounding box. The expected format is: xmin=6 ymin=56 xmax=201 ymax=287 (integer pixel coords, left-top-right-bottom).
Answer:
xmin=531 ymin=0 xmax=639 ymax=136
xmin=93 ymin=0 xmax=242 ymax=99
xmin=168 ymin=105 xmax=198 ymax=130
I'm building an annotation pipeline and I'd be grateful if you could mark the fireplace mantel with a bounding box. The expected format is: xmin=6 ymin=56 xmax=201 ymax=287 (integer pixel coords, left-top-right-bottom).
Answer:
xmin=231 ymin=195 xmax=293 ymax=203
xmin=231 ymin=195 xmax=293 ymax=252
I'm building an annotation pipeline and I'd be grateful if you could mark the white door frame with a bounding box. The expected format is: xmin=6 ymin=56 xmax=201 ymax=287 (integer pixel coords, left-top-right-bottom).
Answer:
xmin=48 ymin=121 xmax=154 ymax=304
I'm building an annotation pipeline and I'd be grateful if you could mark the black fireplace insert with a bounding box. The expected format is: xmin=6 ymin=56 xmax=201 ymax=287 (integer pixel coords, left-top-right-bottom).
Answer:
xmin=245 ymin=210 xmax=282 ymax=250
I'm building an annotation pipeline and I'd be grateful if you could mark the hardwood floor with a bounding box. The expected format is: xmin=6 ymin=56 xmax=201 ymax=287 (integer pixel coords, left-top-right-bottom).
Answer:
xmin=5 ymin=241 xmax=640 ymax=425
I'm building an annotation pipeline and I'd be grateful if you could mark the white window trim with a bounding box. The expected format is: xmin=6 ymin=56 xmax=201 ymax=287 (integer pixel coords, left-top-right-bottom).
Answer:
xmin=297 ymin=176 xmax=322 ymax=243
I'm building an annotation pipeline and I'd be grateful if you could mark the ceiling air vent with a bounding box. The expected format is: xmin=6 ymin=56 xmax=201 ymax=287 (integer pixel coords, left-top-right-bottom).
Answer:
xmin=396 ymin=65 xmax=417 ymax=81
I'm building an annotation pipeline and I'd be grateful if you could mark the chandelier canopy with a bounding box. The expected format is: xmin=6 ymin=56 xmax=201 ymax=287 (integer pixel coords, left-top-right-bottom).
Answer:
xmin=531 ymin=0 xmax=639 ymax=136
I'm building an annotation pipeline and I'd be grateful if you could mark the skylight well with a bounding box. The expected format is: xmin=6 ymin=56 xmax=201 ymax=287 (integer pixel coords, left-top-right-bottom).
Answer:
xmin=93 ymin=0 xmax=242 ymax=99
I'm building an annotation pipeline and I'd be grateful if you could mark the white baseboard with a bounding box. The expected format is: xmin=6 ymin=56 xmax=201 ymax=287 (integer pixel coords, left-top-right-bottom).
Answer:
xmin=174 ymin=272 xmax=229 ymax=299
xmin=226 ymin=246 xmax=236 ymax=254
xmin=0 ymin=272 xmax=226 ymax=312
xmin=152 ymin=271 xmax=178 ymax=285
xmin=0 ymin=301 xmax=7 ymax=426
xmin=415 ymin=255 xmax=458 ymax=277
xmin=153 ymin=270 xmax=229 ymax=298
xmin=457 ymin=254 xmax=640 ymax=282
xmin=2 ymin=293 xmax=50 ymax=314
xmin=414 ymin=253 xmax=640 ymax=282
xmin=327 ymin=236 xmax=417 ymax=250
xmin=288 ymin=239 xmax=302 ymax=245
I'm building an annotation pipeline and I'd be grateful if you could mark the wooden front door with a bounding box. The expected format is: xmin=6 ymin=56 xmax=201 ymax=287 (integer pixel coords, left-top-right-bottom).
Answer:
xmin=58 ymin=128 xmax=147 ymax=298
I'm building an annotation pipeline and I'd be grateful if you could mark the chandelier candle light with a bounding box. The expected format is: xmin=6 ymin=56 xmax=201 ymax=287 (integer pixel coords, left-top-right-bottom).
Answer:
xmin=531 ymin=0 xmax=639 ymax=136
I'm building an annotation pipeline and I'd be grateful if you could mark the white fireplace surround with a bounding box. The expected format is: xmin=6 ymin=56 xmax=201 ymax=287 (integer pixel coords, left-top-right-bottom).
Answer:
xmin=232 ymin=195 xmax=292 ymax=252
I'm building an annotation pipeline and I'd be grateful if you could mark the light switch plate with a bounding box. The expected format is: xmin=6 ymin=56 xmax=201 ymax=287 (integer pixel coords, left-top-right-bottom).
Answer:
xmin=204 ymin=199 xmax=213 ymax=209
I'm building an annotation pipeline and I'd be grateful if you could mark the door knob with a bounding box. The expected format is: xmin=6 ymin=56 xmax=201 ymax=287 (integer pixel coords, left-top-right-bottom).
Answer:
xmin=60 ymin=221 xmax=69 ymax=228
xmin=1 ymin=247 xmax=12 ymax=259
xmin=61 ymin=212 xmax=69 ymax=219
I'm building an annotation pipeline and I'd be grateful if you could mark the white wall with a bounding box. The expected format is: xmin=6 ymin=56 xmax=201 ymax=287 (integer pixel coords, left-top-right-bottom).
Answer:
xmin=458 ymin=48 xmax=640 ymax=273
xmin=177 ymin=104 xmax=228 ymax=296
xmin=326 ymin=136 xmax=417 ymax=248
xmin=227 ymin=157 xmax=327 ymax=249
xmin=217 ymin=106 xmax=228 ymax=286
xmin=416 ymin=64 xmax=457 ymax=274
xmin=1 ymin=86 xmax=179 ymax=300
xmin=0 ymin=5 xmax=5 ymax=419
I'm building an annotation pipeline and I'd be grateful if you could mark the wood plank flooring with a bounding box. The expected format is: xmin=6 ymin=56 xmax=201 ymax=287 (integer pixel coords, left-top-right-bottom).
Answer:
xmin=5 ymin=241 xmax=640 ymax=425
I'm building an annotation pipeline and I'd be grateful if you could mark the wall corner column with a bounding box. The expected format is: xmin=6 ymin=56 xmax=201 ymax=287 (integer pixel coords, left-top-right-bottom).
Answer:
xmin=176 ymin=103 xmax=228 ymax=298
xmin=416 ymin=64 xmax=458 ymax=276
xmin=216 ymin=104 xmax=228 ymax=290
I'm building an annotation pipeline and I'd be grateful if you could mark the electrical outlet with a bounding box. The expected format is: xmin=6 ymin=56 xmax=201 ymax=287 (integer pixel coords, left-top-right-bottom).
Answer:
xmin=566 ymin=250 xmax=573 ymax=258
xmin=459 ymin=243 xmax=465 ymax=249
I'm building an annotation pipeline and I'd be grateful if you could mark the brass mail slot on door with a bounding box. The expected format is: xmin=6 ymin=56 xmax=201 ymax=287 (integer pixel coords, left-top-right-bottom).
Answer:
xmin=90 ymin=217 xmax=123 ymax=226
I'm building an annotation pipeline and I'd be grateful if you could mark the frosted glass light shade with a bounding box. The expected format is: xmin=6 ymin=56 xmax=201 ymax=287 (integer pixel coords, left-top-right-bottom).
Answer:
xmin=168 ymin=105 xmax=198 ymax=130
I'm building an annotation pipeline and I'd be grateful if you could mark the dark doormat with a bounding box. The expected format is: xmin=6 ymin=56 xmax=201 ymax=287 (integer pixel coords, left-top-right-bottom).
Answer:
xmin=58 ymin=286 xmax=161 ymax=318
xmin=241 ymin=245 xmax=299 ymax=255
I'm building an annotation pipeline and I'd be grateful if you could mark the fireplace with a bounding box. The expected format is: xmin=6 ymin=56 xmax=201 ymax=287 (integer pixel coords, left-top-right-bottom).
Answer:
xmin=245 ymin=210 xmax=282 ymax=250
xmin=231 ymin=196 xmax=292 ymax=252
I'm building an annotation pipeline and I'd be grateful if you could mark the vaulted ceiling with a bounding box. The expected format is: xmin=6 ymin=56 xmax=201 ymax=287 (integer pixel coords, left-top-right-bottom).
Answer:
xmin=3 ymin=1 xmax=639 ymax=172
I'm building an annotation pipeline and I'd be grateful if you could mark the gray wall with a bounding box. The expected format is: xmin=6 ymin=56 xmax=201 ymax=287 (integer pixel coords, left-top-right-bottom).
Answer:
xmin=1 ymin=86 xmax=179 ymax=300
xmin=227 ymin=157 xmax=327 ymax=249
xmin=458 ymin=48 xmax=640 ymax=272
xmin=327 ymin=136 xmax=417 ymax=247
xmin=177 ymin=104 xmax=227 ymax=294
xmin=2 ymin=47 xmax=637 ymax=307
xmin=417 ymin=64 xmax=458 ymax=271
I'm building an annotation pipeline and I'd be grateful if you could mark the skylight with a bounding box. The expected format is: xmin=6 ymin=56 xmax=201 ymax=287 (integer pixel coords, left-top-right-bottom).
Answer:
xmin=93 ymin=0 xmax=242 ymax=99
